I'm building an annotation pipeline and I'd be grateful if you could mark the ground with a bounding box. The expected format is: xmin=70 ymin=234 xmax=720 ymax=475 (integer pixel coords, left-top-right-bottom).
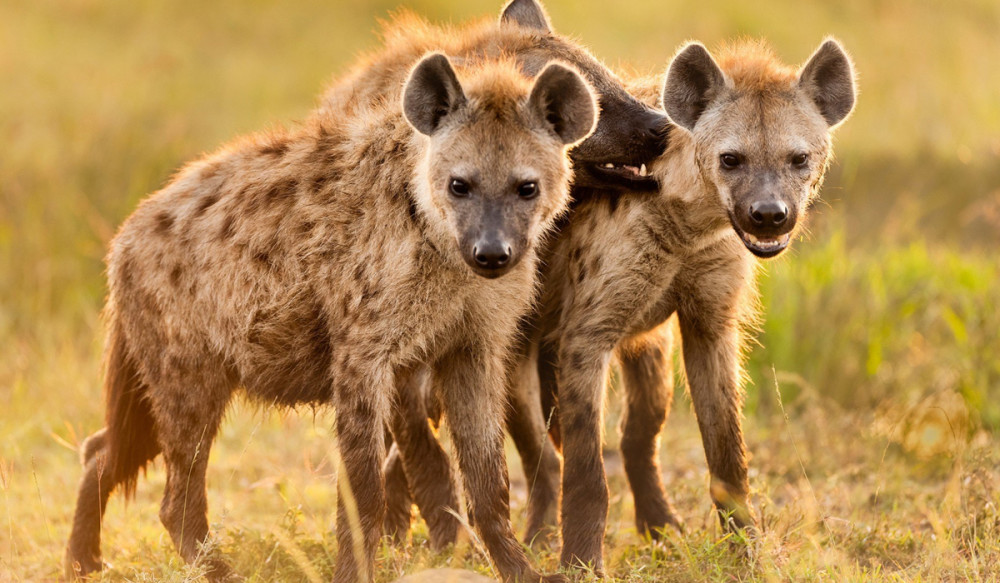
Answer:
xmin=3 ymin=368 xmax=999 ymax=582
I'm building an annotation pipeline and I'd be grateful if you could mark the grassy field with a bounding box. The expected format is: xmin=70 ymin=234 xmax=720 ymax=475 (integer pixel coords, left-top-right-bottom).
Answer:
xmin=2 ymin=0 xmax=999 ymax=581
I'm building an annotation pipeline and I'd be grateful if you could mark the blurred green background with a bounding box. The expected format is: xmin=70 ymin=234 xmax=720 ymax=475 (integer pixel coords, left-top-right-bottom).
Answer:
xmin=2 ymin=0 xmax=997 ymax=433
xmin=1 ymin=0 xmax=999 ymax=580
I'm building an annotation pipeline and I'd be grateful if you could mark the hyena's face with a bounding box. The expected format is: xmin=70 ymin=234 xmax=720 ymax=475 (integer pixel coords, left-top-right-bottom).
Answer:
xmin=500 ymin=0 xmax=669 ymax=193
xmin=663 ymin=40 xmax=856 ymax=258
xmin=404 ymin=54 xmax=596 ymax=278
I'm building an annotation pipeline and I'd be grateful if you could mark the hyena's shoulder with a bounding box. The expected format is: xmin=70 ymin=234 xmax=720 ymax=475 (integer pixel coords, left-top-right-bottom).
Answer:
xmin=107 ymin=104 xmax=423 ymax=329
xmin=116 ymin=104 xmax=416 ymax=257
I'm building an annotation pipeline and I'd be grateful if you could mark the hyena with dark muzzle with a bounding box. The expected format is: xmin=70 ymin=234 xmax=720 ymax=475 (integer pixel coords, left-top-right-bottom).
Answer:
xmin=526 ymin=39 xmax=857 ymax=571
xmin=64 ymin=53 xmax=598 ymax=583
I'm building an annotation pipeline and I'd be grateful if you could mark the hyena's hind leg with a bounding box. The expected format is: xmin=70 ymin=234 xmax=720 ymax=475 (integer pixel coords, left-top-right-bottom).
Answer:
xmin=66 ymin=325 xmax=163 ymax=579
xmin=151 ymin=371 xmax=234 ymax=581
xmin=65 ymin=429 xmax=116 ymax=578
xmin=618 ymin=326 xmax=684 ymax=538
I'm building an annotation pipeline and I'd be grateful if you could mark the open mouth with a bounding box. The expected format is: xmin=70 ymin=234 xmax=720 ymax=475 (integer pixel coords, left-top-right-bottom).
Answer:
xmin=732 ymin=223 xmax=791 ymax=258
xmin=575 ymin=160 xmax=659 ymax=191
xmin=594 ymin=162 xmax=649 ymax=179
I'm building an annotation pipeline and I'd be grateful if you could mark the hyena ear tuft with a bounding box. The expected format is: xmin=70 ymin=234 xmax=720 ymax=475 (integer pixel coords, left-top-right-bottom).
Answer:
xmin=662 ymin=42 xmax=727 ymax=133
xmin=500 ymin=0 xmax=552 ymax=33
xmin=403 ymin=53 xmax=467 ymax=136
xmin=798 ymin=39 xmax=857 ymax=127
xmin=528 ymin=62 xmax=598 ymax=146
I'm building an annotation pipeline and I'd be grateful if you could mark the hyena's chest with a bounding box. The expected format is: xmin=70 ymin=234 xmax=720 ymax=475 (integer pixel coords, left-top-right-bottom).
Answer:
xmin=270 ymin=240 xmax=475 ymax=366
xmin=622 ymin=264 xmax=686 ymax=337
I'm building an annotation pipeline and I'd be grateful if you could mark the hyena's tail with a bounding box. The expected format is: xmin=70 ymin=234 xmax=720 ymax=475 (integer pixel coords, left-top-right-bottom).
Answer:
xmin=66 ymin=318 xmax=161 ymax=578
xmin=104 ymin=318 xmax=161 ymax=498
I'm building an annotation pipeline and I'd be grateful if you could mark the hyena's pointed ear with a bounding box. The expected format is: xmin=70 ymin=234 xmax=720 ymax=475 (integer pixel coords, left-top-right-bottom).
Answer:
xmin=528 ymin=62 xmax=598 ymax=146
xmin=403 ymin=53 xmax=467 ymax=136
xmin=500 ymin=0 xmax=552 ymax=33
xmin=662 ymin=42 xmax=727 ymax=133
xmin=797 ymin=39 xmax=856 ymax=128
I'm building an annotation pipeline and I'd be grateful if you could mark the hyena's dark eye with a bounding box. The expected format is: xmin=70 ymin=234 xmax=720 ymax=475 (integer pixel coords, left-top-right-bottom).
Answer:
xmin=792 ymin=153 xmax=810 ymax=168
xmin=449 ymin=178 xmax=470 ymax=197
xmin=517 ymin=182 xmax=538 ymax=199
xmin=720 ymin=153 xmax=741 ymax=169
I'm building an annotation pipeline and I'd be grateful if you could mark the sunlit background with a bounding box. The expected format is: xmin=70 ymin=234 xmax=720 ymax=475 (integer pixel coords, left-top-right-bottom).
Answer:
xmin=2 ymin=0 xmax=998 ymax=580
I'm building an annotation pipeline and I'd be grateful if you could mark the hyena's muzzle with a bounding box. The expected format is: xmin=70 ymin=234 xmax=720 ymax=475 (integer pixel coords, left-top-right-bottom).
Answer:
xmin=727 ymin=170 xmax=804 ymax=258
xmin=456 ymin=197 xmax=533 ymax=279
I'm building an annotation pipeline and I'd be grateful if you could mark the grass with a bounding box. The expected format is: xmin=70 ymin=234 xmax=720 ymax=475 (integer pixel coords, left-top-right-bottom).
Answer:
xmin=1 ymin=0 xmax=999 ymax=581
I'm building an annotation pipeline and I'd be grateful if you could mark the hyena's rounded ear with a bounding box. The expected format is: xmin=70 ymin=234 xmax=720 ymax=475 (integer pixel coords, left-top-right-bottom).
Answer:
xmin=403 ymin=53 xmax=467 ymax=137
xmin=528 ymin=62 xmax=598 ymax=146
xmin=500 ymin=0 xmax=552 ymax=33
xmin=662 ymin=42 xmax=727 ymax=133
xmin=797 ymin=38 xmax=857 ymax=128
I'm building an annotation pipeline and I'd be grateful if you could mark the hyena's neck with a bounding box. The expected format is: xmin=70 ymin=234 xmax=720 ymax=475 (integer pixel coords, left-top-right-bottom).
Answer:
xmin=648 ymin=132 xmax=734 ymax=252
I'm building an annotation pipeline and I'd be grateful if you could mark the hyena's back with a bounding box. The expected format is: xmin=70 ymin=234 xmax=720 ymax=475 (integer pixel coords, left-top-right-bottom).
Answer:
xmin=108 ymin=116 xmax=422 ymax=410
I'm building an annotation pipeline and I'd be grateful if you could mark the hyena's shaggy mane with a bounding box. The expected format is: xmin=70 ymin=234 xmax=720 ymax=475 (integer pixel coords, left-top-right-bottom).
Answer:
xmin=328 ymin=10 xmax=541 ymax=92
xmin=713 ymin=38 xmax=798 ymax=92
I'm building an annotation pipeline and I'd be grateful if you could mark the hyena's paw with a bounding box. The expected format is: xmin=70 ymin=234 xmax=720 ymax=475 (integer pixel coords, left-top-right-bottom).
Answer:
xmin=635 ymin=495 xmax=685 ymax=539
xmin=710 ymin=481 xmax=755 ymax=532
xmin=202 ymin=556 xmax=242 ymax=583
xmin=64 ymin=552 xmax=107 ymax=581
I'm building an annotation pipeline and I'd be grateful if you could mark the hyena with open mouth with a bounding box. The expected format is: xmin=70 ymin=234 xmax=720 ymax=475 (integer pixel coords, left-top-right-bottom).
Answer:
xmin=532 ymin=38 xmax=857 ymax=571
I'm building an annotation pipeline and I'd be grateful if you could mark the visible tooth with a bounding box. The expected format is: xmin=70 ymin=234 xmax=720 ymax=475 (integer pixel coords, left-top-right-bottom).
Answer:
xmin=639 ymin=164 xmax=647 ymax=177
xmin=604 ymin=163 xmax=615 ymax=169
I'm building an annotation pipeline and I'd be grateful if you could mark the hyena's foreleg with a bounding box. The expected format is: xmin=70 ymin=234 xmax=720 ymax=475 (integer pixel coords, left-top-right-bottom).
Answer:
xmin=505 ymin=344 xmax=561 ymax=546
xmin=388 ymin=366 xmax=459 ymax=549
xmin=332 ymin=363 xmax=391 ymax=583
xmin=435 ymin=347 xmax=564 ymax=583
xmin=618 ymin=327 xmax=684 ymax=538
xmin=555 ymin=332 xmax=615 ymax=573
xmin=554 ymin=258 xmax=658 ymax=572
xmin=678 ymin=297 xmax=753 ymax=531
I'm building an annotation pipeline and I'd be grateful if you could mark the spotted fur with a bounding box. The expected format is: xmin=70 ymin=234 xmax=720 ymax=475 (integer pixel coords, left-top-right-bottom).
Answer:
xmin=63 ymin=53 xmax=595 ymax=583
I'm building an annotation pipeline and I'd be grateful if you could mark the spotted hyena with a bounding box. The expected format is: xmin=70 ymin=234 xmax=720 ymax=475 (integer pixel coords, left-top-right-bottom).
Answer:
xmin=387 ymin=38 xmax=857 ymax=570
xmin=64 ymin=52 xmax=598 ymax=583
xmin=317 ymin=0 xmax=671 ymax=549
xmin=530 ymin=38 xmax=857 ymax=571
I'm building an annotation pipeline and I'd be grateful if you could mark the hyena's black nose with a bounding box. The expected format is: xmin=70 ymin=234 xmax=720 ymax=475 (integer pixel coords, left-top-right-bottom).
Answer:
xmin=643 ymin=109 xmax=671 ymax=157
xmin=749 ymin=200 xmax=789 ymax=228
xmin=473 ymin=241 xmax=511 ymax=269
